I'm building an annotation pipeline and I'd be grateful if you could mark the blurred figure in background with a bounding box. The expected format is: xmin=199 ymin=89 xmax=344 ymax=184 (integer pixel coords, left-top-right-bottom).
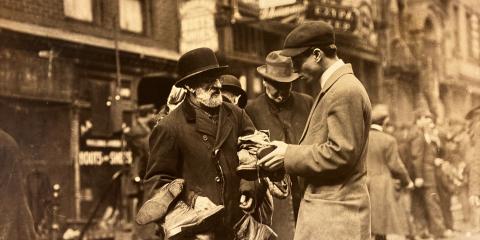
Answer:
xmin=467 ymin=106 xmax=480 ymax=232
xmin=0 ymin=128 xmax=37 ymax=240
xmin=366 ymin=104 xmax=413 ymax=240
xmin=220 ymin=74 xmax=247 ymax=109
xmin=410 ymin=109 xmax=451 ymax=239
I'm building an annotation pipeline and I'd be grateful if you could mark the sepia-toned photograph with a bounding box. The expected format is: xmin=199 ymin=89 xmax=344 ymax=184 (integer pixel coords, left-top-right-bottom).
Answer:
xmin=1 ymin=0 xmax=480 ymax=239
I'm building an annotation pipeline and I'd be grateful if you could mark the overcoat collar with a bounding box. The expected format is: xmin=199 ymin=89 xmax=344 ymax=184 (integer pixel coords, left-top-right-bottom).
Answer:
xmin=182 ymin=99 xmax=233 ymax=150
xmin=297 ymin=64 xmax=354 ymax=143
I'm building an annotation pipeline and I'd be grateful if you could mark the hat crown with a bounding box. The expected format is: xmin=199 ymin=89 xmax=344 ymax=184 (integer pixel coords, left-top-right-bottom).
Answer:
xmin=220 ymin=75 xmax=242 ymax=89
xmin=175 ymin=48 xmax=226 ymax=86
xmin=264 ymin=51 xmax=294 ymax=79
xmin=284 ymin=21 xmax=335 ymax=49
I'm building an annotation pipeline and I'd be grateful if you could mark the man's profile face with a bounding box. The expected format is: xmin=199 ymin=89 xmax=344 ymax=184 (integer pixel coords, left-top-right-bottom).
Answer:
xmin=189 ymin=75 xmax=223 ymax=108
xmin=291 ymin=49 xmax=323 ymax=83
xmin=263 ymin=79 xmax=292 ymax=103
xmin=222 ymin=90 xmax=240 ymax=106
xmin=416 ymin=116 xmax=434 ymax=130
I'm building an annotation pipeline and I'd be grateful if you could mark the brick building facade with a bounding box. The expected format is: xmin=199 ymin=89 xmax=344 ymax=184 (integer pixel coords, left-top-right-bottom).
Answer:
xmin=0 ymin=0 xmax=180 ymax=229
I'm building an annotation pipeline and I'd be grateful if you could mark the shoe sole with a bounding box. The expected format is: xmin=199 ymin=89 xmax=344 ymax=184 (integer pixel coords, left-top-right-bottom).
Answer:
xmin=136 ymin=180 xmax=184 ymax=224
xmin=167 ymin=205 xmax=225 ymax=240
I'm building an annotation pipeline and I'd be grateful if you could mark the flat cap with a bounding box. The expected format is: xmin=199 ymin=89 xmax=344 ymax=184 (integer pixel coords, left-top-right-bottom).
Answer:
xmin=280 ymin=21 xmax=335 ymax=57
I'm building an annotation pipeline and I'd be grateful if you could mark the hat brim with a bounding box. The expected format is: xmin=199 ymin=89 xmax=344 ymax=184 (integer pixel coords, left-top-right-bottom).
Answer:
xmin=222 ymin=85 xmax=247 ymax=108
xmin=175 ymin=65 xmax=228 ymax=87
xmin=256 ymin=65 xmax=300 ymax=83
xmin=279 ymin=47 xmax=310 ymax=57
xmin=466 ymin=105 xmax=480 ymax=120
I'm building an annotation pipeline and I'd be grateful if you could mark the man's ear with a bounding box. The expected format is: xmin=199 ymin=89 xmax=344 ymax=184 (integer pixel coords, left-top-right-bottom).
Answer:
xmin=312 ymin=48 xmax=323 ymax=63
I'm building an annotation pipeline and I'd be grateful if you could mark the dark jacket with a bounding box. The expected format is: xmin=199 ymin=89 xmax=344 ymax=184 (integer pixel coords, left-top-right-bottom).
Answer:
xmin=0 ymin=129 xmax=37 ymax=240
xmin=245 ymin=92 xmax=313 ymax=240
xmin=410 ymin=127 xmax=440 ymax=187
xmin=144 ymin=99 xmax=256 ymax=238
xmin=245 ymin=92 xmax=313 ymax=144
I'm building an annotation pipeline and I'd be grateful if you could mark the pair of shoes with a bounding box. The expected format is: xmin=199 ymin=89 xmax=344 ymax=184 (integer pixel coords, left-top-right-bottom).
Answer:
xmin=136 ymin=179 xmax=185 ymax=225
xmin=163 ymin=200 xmax=225 ymax=240
xmin=237 ymin=145 xmax=284 ymax=181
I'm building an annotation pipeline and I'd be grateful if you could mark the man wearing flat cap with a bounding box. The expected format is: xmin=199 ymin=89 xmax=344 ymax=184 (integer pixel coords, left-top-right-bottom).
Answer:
xmin=257 ymin=21 xmax=372 ymax=239
xmin=144 ymin=47 xmax=262 ymax=239
xmin=245 ymin=51 xmax=313 ymax=240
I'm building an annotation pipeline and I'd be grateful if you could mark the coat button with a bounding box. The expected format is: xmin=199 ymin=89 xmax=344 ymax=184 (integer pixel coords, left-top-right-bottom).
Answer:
xmin=202 ymin=135 xmax=208 ymax=141
xmin=215 ymin=176 xmax=221 ymax=183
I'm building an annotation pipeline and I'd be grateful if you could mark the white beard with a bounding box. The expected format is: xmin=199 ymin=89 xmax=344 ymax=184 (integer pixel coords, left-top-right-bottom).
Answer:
xmin=195 ymin=88 xmax=223 ymax=108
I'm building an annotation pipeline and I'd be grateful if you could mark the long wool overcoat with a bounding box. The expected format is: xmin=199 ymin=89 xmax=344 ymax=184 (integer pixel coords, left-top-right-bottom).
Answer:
xmin=284 ymin=64 xmax=372 ymax=240
xmin=144 ymin=99 xmax=256 ymax=239
xmin=366 ymin=128 xmax=411 ymax=235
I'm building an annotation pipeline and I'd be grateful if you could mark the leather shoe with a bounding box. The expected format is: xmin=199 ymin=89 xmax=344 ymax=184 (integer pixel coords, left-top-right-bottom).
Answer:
xmin=136 ymin=179 xmax=185 ymax=225
xmin=163 ymin=200 xmax=224 ymax=239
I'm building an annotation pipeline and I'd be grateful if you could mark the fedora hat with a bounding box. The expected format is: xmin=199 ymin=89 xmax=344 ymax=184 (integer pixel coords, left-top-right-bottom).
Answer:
xmin=220 ymin=75 xmax=247 ymax=108
xmin=175 ymin=48 xmax=228 ymax=87
xmin=257 ymin=51 xmax=300 ymax=83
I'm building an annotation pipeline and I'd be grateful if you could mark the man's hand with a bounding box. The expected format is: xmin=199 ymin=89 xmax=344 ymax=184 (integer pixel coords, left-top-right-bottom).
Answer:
xmin=257 ymin=141 xmax=288 ymax=171
xmin=239 ymin=194 xmax=253 ymax=210
xmin=194 ymin=196 xmax=216 ymax=211
xmin=470 ymin=196 xmax=480 ymax=207
xmin=414 ymin=178 xmax=424 ymax=188
xmin=406 ymin=181 xmax=415 ymax=190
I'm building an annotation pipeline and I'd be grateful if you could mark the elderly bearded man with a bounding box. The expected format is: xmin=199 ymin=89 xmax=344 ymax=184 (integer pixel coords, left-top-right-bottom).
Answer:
xmin=258 ymin=21 xmax=372 ymax=240
xmin=144 ymin=48 xmax=261 ymax=239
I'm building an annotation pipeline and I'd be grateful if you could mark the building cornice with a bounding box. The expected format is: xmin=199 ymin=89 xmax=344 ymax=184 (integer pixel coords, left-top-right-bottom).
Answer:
xmin=0 ymin=18 xmax=180 ymax=61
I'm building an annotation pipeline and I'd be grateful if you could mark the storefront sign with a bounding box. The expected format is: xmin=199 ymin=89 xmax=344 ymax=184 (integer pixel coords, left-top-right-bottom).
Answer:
xmin=307 ymin=4 xmax=357 ymax=32
xmin=239 ymin=0 xmax=306 ymax=20
xmin=259 ymin=3 xmax=306 ymax=20
xmin=179 ymin=0 xmax=218 ymax=54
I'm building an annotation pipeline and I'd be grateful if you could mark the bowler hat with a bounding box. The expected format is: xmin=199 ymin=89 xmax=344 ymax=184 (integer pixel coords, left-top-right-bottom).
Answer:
xmin=175 ymin=48 xmax=228 ymax=87
xmin=371 ymin=104 xmax=389 ymax=123
xmin=257 ymin=51 xmax=300 ymax=83
xmin=220 ymin=75 xmax=247 ymax=108
xmin=280 ymin=21 xmax=336 ymax=57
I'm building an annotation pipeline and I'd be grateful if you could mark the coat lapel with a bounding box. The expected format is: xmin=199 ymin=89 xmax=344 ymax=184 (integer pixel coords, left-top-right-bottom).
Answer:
xmin=214 ymin=104 xmax=233 ymax=150
xmin=297 ymin=64 xmax=354 ymax=143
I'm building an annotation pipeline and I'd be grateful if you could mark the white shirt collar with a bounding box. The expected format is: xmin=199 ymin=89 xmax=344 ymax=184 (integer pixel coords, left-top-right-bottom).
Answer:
xmin=371 ymin=124 xmax=383 ymax=132
xmin=320 ymin=59 xmax=345 ymax=89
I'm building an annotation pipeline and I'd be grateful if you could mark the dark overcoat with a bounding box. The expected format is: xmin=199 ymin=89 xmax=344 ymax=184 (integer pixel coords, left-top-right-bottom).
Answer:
xmin=0 ymin=129 xmax=37 ymax=240
xmin=366 ymin=128 xmax=411 ymax=235
xmin=284 ymin=64 xmax=372 ymax=240
xmin=144 ymin=99 xmax=256 ymax=239
xmin=410 ymin=127 xmax=439 ymax=187
xmin=245 ymin=92 xmax=313 ymax=240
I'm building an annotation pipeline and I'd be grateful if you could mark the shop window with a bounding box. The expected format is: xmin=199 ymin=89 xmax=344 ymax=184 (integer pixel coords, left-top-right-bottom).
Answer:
xmin=64 ymin=0 xmax=93 ymax=22
xmin=119 ymin=0 xmax=146 ymax=33
xmin=232 ymin=24 xmax=264 ymax=57
xmin=452 ymin=5 xmax=460 ymax=55
xmin=466 ymin=13 xmax=479 ymax=59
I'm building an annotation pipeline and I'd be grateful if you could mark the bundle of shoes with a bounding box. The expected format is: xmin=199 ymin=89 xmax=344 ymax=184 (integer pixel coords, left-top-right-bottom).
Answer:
xmin=135 ymin=179 xmax=224 ymax=240
xmin=237 ymin=130 xmax=290 ymax=200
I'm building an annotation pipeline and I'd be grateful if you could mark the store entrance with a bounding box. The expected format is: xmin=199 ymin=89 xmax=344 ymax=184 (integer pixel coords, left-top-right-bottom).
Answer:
xmin=137 ymin=73 xmax=176 ymax=110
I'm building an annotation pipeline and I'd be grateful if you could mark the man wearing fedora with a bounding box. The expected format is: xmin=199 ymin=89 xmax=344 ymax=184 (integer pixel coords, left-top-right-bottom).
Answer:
xmin=257 ymin=21 xmax=372 ymax=239
xmin=143 ymin=47 xmax=261 ymax=239
xmin=245 ymin=51 xmax=313 ymax=240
